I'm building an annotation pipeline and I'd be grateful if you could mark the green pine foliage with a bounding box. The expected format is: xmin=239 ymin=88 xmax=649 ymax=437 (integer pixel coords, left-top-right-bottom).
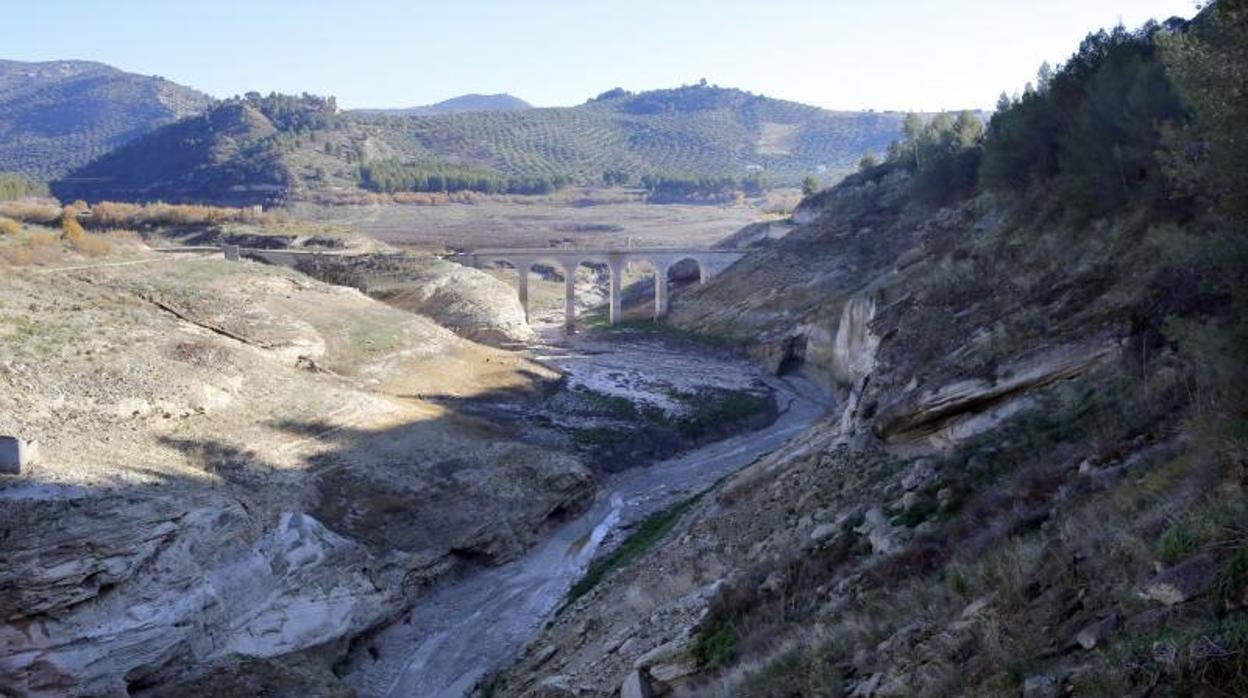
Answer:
xmin=358 ymin=160 xmax=569 ymax=195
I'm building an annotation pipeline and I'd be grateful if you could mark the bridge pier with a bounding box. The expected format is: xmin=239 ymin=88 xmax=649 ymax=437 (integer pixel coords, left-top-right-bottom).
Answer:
xmin=654 ymin=263 xmax=670 ymax=319
xmin=449 ymin=247 xmax=745 ymax=332
xmin=517 ymin=264 xmax=530 ymax=322
xmin=608 ymin=259 xmax=623 ymax=325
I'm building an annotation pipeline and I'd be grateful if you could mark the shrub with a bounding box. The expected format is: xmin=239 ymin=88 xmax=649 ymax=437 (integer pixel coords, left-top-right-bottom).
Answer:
xmin=0 ymin=200 xmax=60 ymax=224
xmin=60 ymin=209 xmax=87 ymax=241
xmin=0 ymin=229 xmax=63 ymax=266
xmin=0 ymin=217 xmax=20 ymax=236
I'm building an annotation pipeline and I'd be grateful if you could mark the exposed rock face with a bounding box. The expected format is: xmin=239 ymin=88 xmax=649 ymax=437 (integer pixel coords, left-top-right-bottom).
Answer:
xmin=292 ymin=254 xmax=536 ymax=346
xmin=0 ymin=496 xmax=401 ymax=697
xmin=369 ymin=258 xmax=536 ymax=346
xmin=873 ymin=341 xmax=1116 ymax=450
xmin=0 ymin=257 xmax=589 ymax=694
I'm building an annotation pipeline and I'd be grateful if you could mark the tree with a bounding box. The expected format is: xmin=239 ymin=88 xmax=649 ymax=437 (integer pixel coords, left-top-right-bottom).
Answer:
xmin=1037 ymin=61 xmax=1055 ymax=93
xmin=1159 ymin=0 xmax=1248 ymax=223
xmin=953 ymin=111 xmax=984 ymax=149
xmin=801 ymin=175 xmax=821 ymax=197
xmin=902 ymin=112 xmax=925 ymax=167
xmin=858 ymin=151 xmax=880 ymax=172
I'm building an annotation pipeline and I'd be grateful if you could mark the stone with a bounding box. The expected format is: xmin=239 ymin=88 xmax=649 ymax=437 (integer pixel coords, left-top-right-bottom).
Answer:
xmin=809 ymin=522 xmax=840 ymax=544
xmin=899 ymin=490 xmax=921 ymax=510
xmin=854 ymin=507 xmax=902 ymax=555
xmin=633 ymin=638 xmax=687 ymax=670
xmin=620 ymin=669 xmax=655 ymax=698
xmin=1074 ymin=613 xmax=1117 ymax=650
xmin=1139 ymin=554 xmax=1215 ymax=606
xmin=532 ymin=645 xmax=558 ymax=667
xmin=649 ymin=661 xmax=694 ymax=683
xmin=849 ymin=672 xmax=882 ymax=697
xmin=759 ymin=571 xmax=785 ymax=595
xmin=1022 ymin=673 xmax=1059 ymax=698
xmin=901 ymin=459 xmax=935 ymax=491
xmin=535 ymin=674 xmax=577 ymax=697
xmin=0 ymin=436 xmax=36 ymax=474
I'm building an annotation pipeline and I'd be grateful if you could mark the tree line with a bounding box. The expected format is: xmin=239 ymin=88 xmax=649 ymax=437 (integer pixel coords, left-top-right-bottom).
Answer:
xmin=358 ymin=160 xmax=570 ymax=195
xmin=638 ymin=172 xmax=769 ymax=200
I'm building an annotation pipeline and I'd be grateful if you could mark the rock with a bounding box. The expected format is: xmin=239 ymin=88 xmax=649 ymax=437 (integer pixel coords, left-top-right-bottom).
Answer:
xmin=649 ymin=661 xmax=695 ymax=683
xmin=534 ymin=674 xmax=577 ymax=697
xmin=532 ymin=645 xmax=558 ymax=667
xmin=759 ymin=571 xmax=785 ymax=595
xmin=633 ymin=638 xmax=687 ymax=670
xmin=1139 ymin=554 xmax=1215 ymax=606
xmin=0 ymin=500 xmax=401 ymax=697
xmin=849 ymin=672 xmax=882 ymax=696
xmin=899 ymin=490 xmax=921 ymax=510
xmin=936 ymin=487 xmax=954 ymax=506
xmin=809 ymin=522 xmax=840 ymax=544
xmin=1022 ymin=673 xmax=1059 ymax=698
xmin=1074 ymin=613 xmax=1118 ymax=650
xmin=855 ymin=506 xmax=902 ymax=555
xmin=901 ymin=459 xmax=935 ymax=490
xmin=620 ymin=669 xmax=655 ymax=698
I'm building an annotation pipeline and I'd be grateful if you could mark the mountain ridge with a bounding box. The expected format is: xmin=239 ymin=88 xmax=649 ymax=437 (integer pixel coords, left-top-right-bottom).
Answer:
xmin=353 ymin=92 xmax=533 ymax=116
xmin=0 ymin=59 xmax=212 ymax=179
xmin=53 ymin=84 xmax=971 ymax=205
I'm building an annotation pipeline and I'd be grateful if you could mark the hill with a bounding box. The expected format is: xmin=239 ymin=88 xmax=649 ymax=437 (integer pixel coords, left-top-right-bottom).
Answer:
xmin=498 ymin=7 xmax=1248 ymax=696
xmin=355 ymin=92 xmax=533 ymax=116
xmin=53 ymin=85 xmax=935 ymax=205
xmin=0 ymin=59 xmax=212 ymax=180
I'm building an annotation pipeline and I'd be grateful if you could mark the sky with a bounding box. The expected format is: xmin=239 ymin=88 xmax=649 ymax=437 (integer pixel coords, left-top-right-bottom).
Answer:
xmin=1 ymin=0 xmax=1200 ymax=112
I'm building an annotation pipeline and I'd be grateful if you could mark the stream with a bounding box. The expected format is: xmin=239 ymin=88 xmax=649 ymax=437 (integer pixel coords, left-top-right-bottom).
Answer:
xmin=340 ymin=336 xmax=833 ymax=697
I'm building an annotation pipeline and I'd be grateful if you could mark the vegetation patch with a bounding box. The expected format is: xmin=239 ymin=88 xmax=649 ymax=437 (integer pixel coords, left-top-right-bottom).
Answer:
xmin=564 ymin=494 xmax=702 ymax=606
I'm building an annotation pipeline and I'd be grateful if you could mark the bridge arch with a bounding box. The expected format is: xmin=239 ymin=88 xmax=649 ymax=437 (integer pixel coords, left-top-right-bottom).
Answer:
xmin=448 ymin=247 xmax=744 ymax=329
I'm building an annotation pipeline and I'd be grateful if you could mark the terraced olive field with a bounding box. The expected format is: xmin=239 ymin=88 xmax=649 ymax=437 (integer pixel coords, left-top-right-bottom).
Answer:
xmin=54 ymin=86 xmax=923 ymax=205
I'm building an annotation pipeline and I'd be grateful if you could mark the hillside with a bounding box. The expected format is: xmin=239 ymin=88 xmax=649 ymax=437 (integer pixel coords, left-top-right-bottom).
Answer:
xmin=53 ymin=85 xmax=927 ymax=205
xmin=0 ymin=60 xmax=212 ymax=179
xmin=496 ymin=7 xmax=1248 ymax=696
xmin=355 ymin=92 xmax=533 ymax=116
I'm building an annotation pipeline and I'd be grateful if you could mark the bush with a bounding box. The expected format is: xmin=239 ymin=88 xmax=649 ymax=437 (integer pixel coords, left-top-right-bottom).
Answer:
xmin=0 ymin=200 xmax=60 ymax=224
xmin=0 ymin=217 xmax=20 ymax=236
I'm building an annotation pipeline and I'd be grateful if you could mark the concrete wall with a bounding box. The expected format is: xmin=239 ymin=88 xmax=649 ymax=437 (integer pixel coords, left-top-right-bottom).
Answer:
xmin=0 ymin=437 xmax=37 ymax=474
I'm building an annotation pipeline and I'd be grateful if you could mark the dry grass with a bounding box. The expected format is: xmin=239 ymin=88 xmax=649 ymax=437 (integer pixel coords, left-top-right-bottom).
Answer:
xmin=0 ymin=229 xmax=64 ymax=266
xmin=0 ymin=217 xmax=21 ymax=236
xmin=87 ymin=201 xmax=274 ymax=228
xmin=0 ymin=200 xmax=61 ymax=224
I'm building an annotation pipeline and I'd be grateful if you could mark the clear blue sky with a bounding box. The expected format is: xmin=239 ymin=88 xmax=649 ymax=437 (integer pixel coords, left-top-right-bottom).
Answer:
xmin=1 ymin=0 xmax=1198 ymax=111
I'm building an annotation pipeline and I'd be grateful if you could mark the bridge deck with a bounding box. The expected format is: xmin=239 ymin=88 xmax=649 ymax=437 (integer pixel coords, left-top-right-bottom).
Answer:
xmin=461 ymin=246 xmax=746 ymax=256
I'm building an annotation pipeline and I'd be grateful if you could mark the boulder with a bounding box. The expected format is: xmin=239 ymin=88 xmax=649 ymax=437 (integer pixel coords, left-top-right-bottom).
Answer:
xmin=855 ymin=506 xmax=902 ymax=555
xmin=1139 ymin=554 xmax=1215 ymax=606
xmin=1073 ymin=613 xmax=1118 ymax=650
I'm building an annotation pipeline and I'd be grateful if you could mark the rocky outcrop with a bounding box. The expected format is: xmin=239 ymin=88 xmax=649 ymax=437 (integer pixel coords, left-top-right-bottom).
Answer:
xmin=293 ymin=254 xmax=536 ymax=346
xmin=0 ymin=493 xmax=403 ymax=697
xmin=873 ymin=341 xmax=1116 ymax=450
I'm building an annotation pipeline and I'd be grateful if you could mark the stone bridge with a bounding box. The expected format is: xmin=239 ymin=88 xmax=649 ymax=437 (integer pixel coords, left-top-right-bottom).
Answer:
xmin=448 ymin=247 xmax=747 ymax=326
